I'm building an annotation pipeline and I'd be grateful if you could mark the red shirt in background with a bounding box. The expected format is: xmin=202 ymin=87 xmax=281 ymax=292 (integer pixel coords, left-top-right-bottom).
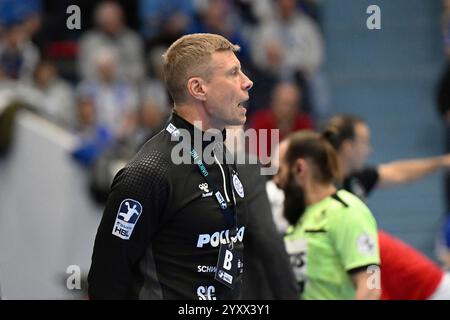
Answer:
xmin=248 ymin=109 xmax=313 ymax=158
xmin=379 ymin=230 xmax=443 ymax=300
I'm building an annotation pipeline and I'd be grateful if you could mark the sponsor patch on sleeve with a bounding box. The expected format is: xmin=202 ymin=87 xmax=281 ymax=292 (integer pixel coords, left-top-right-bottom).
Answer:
xmin=356 ymin=233 xmax=375 ymax=255
xmin=112 ymin=199 xmax=143 ymax=240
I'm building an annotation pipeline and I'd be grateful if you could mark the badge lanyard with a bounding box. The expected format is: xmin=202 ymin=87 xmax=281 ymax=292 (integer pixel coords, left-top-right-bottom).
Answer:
xmin=166 ymin=123 xmax=238 ymax=238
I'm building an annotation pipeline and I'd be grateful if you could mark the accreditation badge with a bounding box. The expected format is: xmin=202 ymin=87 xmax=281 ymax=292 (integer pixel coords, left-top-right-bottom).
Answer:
xmin=215 ymin=242 xmax=240 ymax=289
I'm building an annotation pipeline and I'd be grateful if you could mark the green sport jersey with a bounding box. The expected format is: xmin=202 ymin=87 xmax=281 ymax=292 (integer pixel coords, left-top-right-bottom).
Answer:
xmin=284 ymin=189 xmax=379 ymax=300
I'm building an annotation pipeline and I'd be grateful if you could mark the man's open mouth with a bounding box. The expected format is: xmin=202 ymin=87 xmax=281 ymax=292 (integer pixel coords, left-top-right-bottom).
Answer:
xmin=237 ymin=100 xmax=249 ymax=108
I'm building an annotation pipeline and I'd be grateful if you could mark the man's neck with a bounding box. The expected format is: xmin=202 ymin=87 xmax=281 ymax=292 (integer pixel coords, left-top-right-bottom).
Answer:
xmin=175 ymin=104 xmax=224 ymax=132
xmin=305 ymin=182 xmax=337 ymax=206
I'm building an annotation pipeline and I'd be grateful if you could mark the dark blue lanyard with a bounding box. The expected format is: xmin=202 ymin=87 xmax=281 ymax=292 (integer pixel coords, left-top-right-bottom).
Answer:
xmin=166 ymin=123 xmax=237 ymax=235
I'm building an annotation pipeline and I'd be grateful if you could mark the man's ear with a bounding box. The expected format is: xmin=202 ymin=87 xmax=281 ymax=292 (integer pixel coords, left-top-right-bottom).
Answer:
xmin=294 ymin=158 xmax=307 ymax=177
xmin=341 ymin=140 xmax=353 ymax=156
xmin=187 ymin=77 xmax=207 ymax=102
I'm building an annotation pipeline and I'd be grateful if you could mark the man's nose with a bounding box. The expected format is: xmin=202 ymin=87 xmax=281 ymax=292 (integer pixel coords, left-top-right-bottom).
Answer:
xmin=242 ymin=74 xmax=253 ymax=91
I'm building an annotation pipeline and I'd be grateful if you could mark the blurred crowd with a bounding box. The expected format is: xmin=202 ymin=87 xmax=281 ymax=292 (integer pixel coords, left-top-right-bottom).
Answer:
xmin=0 ymin=0 xmax=324 ymax=168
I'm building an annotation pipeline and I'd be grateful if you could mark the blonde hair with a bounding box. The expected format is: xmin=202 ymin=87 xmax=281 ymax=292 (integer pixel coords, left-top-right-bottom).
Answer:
xmin=162 ymin=33 xmax=240 ymax=104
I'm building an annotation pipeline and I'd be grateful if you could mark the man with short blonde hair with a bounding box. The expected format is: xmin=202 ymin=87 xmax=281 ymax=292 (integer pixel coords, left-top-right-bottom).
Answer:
xmin=89 ymin=33 xmax=254 ymax=299
xmin=162 ymin=33 xmax=240 ymax=104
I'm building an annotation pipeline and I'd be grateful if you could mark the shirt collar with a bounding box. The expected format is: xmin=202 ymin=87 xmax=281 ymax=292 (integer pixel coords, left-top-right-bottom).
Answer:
xmin=169 ymin=111 xmax=227 ymax=149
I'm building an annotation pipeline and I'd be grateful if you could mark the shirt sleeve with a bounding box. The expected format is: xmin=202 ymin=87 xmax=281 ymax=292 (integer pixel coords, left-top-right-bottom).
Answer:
xmin=328 ymin=207 xmax=380 ymax=272
xmin=345 ymin=167 xmax=380 ymax=197
xmin=88 ymin=150 xmax=170 ymax=299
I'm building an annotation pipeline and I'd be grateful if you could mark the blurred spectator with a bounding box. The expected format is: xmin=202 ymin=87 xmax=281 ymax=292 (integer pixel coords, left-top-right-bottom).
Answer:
xmin=132 ymin=99 xmax=168 ymax=146
xmin=22 ymin=11 xmax=43 ymax=50
xmin=87 ymin=46 xmax=170 ymax=202
xmin=139 ymin=0 xmax=194 ymax=49
xmin=35 ymin=0 xmax=95 ymax=56
xmin=191 ymin=0 xmax=249 ymax=60
xmin=249 ymin=82 xmax=313 ymax=159
xmin=18 ymin=60 xmax=75 ymax=128
xmin=78 ymin=1 xmax=145 ymax=83
xmin=0 ymin=0 xmax=41 ymax=29
xmin=243 ymin=0 xmax=320 ymax=24
xmin=250 ymin=0 xmax=323 ymax=80
xmin=76 ymin=47 xmax=138 ymax=141
xmin=0 ymin=0 xmax=43 ymax=52
xmin=0 ymin=22 xmax=39 ymax=81
xmin=141 ymin=46 xmax=169 ymax=112
xmin=231 ymin=0 xmax=260 ymax=25
xmin=249 ymin=0 xmax=326 ymax=118
xmin=131 ymin=46 xmax=171 ymax=148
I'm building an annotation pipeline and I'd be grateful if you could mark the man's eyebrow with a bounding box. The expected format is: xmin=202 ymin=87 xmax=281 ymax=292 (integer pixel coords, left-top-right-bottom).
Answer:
xmin=228 ymin=65 xmax=241 ymax=72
